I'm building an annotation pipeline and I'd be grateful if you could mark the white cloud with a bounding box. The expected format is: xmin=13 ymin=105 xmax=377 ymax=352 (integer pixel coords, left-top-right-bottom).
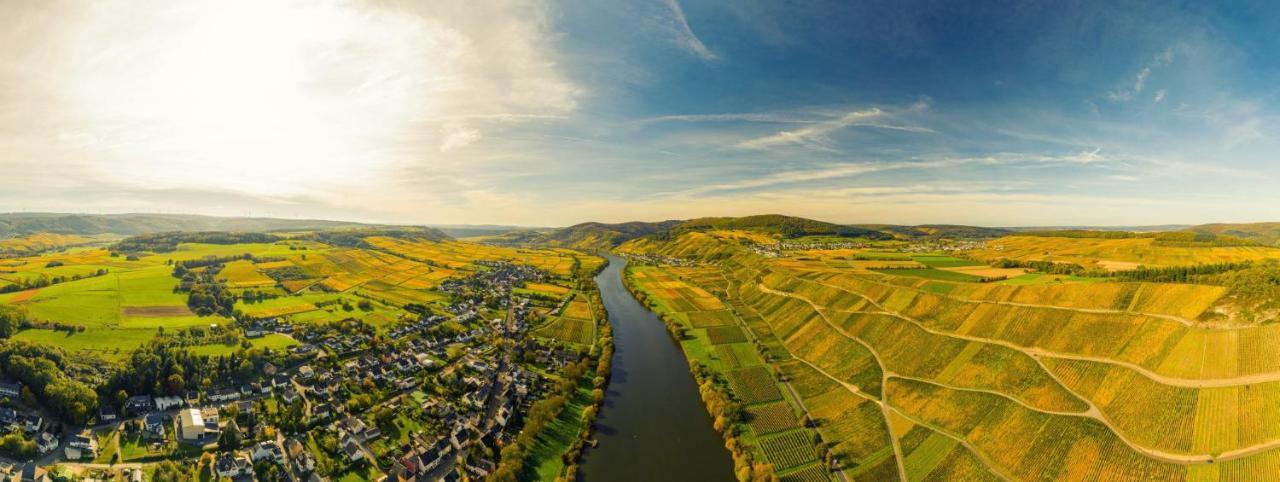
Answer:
xmin=734 ymin=103 xmax=934 ymax=151
xmin=666 ymin=158 xmax=969 ymax=197
xmin=0 ymin=0 xmax=578 ymax=199
xmin=1153 ymin=89 xmax=1167 ymax=103
xmin=638 ymin=113 xmax=822 ymax=124
xmin=439 ymin=123 xmax=482 ymax=152
xmin=662 ymin=0 xmax=717 ymax=61
xmin=1107 ymin=48 xmax=1175 ymax=102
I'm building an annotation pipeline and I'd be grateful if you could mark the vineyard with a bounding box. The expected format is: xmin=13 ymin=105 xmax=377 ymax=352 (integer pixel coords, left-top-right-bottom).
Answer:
xmin=729 ymin=367 xmax=785 ymax=404
xmin=759 ymin=429 xmax=821 ymax=470
xmin=615 ymin=228 xmax=1280 ymax=481
xmin=706 ymin=325 xmax=748 ymax=344
xmin=746 ymin=403 xmax=800 ymax=435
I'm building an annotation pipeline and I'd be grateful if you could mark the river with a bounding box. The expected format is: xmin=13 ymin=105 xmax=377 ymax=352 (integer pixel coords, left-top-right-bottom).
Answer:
xmin=577 ymin=254 xmax=735 ymax=481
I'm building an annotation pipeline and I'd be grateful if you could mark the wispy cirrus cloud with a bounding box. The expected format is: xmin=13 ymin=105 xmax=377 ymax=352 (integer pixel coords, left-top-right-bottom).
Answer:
xmin=733 ymin=102 xmax=934 ymax=151
xmin=637 ymin=112 xmax=822 ymax=124
xmin=662 ymin=0 xmax=717 ymax=61
xmin=662 ymin=149 xmax=1198 ymax=198
xmin=665 ymin=158 xmax=967 ymax=197
xmin=1107 ymin=48 xmax=1175 ymax=102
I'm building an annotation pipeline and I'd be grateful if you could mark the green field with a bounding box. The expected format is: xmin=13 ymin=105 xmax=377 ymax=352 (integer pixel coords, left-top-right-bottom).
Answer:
xmin=187 ymin=333 xmax=298 ymax=357
xmin=0 ymin=234 xmax=603 ymax=367
xmin=909 ymin=255 xmax=982 ymax=268
xmin=868 ymin=268 xmax=983 ymax=282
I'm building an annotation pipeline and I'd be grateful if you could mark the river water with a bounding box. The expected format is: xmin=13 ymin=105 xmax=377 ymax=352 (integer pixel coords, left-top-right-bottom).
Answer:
xmin=577 ymin=254 xmax=735 ymax=481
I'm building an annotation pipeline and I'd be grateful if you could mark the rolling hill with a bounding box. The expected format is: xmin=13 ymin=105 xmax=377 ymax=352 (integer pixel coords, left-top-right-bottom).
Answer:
xmin=488 ymin=214 xmax=1010 ymax=249
xmin=0 ymin=213 xmax=411 ymax=238
xmin=1191 ymin=222 xmax=1280 ymax=246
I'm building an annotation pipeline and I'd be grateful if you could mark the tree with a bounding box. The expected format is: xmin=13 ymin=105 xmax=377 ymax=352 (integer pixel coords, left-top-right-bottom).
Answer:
xmin=0 ymin=306 xmax=22 ymax=338
xmin=152 ymin=461 xmax=189 ymax=482
xmin=218 ymin=420 xmax=242 ymax=451
xmin=165 ymin=373 xmax=185 ymax=395
xmin=373 ymin=407 xmax=396 ymax=433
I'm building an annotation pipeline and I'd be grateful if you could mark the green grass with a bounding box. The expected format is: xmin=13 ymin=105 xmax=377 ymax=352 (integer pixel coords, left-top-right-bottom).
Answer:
xmin=909 ymin=255 xmax=982 ymax=268
xmin=527 ymin=385 xmax=592 ymax=481
xmin=335 ymin=462 xmax=380 ymax=482
xmin=187 ymin=333 xmax=298 ymax=357
xmin=12 ymin=327 xmax=157 ymax=361
xmin=120 ymin=430 xmax=174 ymax=463
xmin=869 ymin=268 xmax=983 ymax=282
xmin=92 ymin=429 xmax=119 ymax=464
xmin=853 ymin=251 xmax=912 ymax=260
xmin=919 ymin=281 xmax=957 ymax=294
xmin=997 ymin=273 xmax=1110 ymax=285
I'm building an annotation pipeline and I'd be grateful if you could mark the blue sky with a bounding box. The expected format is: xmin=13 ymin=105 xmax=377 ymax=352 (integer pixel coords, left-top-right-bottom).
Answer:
xmin=1 ymin=0 xmax=1278 ymax=226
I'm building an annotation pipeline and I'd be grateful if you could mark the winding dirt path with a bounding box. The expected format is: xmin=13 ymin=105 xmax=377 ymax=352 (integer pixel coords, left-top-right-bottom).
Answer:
xmin=759 ymin=278 xmax=1280 ymax=466
xmin=795 ymin=277 xmax=1280 ymax=388
xmin=806 ymin=272 xmax=1206 ymax=327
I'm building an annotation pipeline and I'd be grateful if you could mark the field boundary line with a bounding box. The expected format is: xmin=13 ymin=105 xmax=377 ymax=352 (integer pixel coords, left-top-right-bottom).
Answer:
xmin=796 ymin=275 xmax=1280 ymax=388
xmin=763 ymin=275 xmax=1280 ymax=465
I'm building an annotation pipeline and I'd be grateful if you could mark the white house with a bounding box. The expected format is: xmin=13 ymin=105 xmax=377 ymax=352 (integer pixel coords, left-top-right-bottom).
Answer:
xmin=179 ymin=408 xmax=206 ymax=442
xmin=155 ymin=396 xmax=184 ymax=411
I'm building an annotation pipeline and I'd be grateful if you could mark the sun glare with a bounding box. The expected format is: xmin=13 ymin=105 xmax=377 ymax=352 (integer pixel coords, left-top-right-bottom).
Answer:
xmin=61 ymin=1 xmax=449 ymax=197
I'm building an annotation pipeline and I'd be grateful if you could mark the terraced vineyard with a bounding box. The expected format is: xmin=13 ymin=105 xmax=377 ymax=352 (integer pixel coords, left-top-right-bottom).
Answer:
xmin=618 ymin=229 xmax=1280 ymax=481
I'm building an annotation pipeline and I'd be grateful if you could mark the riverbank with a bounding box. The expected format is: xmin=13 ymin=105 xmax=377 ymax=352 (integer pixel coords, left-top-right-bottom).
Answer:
xmin=576 ymin=254 xmax=734 ymax=481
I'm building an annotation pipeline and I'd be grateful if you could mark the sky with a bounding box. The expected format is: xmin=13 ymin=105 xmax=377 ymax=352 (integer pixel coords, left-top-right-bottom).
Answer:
xmin=2 ymin=0 xmax=1279 ymax=227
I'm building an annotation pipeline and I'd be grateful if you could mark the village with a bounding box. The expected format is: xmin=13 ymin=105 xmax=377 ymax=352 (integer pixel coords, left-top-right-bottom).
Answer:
xmin=0 ymin=261 xmax=595 ymax=482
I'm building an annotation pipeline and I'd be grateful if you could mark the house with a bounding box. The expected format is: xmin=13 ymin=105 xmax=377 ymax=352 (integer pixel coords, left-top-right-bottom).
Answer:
xmin=144 ymin=413 xmax=166 ymax=438
xmin=21 ymin=414 xmax=41 ymax=433
xmin=298 ymin=365 xmax=315 ymax=379
xmin=285 ymin=438 xmax=316 ymax=474
xmin=98 ymin=405 xmax=118 ymax=423
xmin=313 ymin=403 xmax=332 ymax=420
xmin=179 ymin=408 xmax=207 ymax=442
xmin=250 ymin=440 xmax=286 ymax=463
xmin=0 ymin=380 xmax=21 ymax=399
xmin=341 ymin=435 xmax=364 ymax=462
xmin=263 ymin=362 xmax=279 ymax=376
xmin=18 ymin=462 xmax=50 ymax=482
xmin=124 ymin=395 xmax=154 ymax=414
xmin=209 ymin=388 xmax=240 ymax=403
xmin=155 ymin=395 xmax=184 ymax=410
xmin=35 ymin=432 xmax=58 ymax=454
xmin=281 ymin=389 xmax=300 ymax=404
xmin=65 ymin=429 xmax=97 ymax=459
xmin=271 ymin=376 xmax=291 ymax=389
xmin=201 ymin=407 xmax=221 ymax=426
xmin=214 ymin=452 xmax=253 ymax=478
xmin=399 ymin=454 xmax=419 ymax=476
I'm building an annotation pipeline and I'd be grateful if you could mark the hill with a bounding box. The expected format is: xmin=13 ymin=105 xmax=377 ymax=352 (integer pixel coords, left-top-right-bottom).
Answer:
xmin=0 ymin=213 xmax=401 ymax=238
xmin=428 ymin=224 xmax=536 ymax=238
xmin=490 ymin=220 xmax=682 ymax=250
xmin=676 ymin=214 xmax=891 ymax=239
xmin=1190 ymin=222 xmax=1280 ymax=246
xmin=614 ymin=227 xmax=1280 ymax=480
xmin=490 ymin=214 xmax=1006 ymax=250
xmin=853 ymin=223 xmax=1012 ymax=239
